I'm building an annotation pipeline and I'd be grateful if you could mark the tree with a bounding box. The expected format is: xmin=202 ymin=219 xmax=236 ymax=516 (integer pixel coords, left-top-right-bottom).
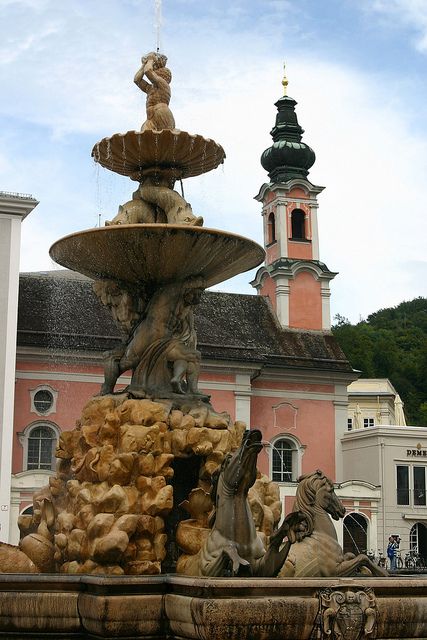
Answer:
xmin=333 ymin=298 xmax=427 ymax=426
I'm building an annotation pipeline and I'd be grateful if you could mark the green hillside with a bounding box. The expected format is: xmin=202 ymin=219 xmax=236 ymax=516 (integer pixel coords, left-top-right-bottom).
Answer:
xmin=332 ymin=298 xmax=427 ymax=426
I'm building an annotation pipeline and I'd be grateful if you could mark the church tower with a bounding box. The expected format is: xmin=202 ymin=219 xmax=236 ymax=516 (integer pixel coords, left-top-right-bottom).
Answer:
xmin=251 ymin=71 xmax=336 ymax=331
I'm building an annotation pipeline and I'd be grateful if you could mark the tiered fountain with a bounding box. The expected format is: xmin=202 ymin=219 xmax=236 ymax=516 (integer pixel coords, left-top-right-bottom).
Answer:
xmin=0 ymin=52 xmax=426 ymax=640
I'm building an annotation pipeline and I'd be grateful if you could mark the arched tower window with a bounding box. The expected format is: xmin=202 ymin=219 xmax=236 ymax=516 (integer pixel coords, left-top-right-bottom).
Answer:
xmin=267 ymin=211 xmax=276 ymax=244
xmin=271 ymin=438 xmax=297 ymax=482
xmin=291 ymin=208 xmax=306 ymax=240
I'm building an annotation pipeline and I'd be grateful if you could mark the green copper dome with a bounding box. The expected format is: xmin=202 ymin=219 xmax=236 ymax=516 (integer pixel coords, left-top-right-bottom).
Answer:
xmin=261 ymin=95 xmax=315 ymax=182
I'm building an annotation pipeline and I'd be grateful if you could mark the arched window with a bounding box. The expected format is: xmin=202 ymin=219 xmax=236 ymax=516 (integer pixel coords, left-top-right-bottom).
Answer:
xmin=410 ymin=523 xmax=427 ymax=559
xmin=267 ymin=212 xmax=276 ymax=244
xmin=19 ymin=421 xmax=60 ymax=473
xmin=291 ymin=208 xmax=305 ymax=240
xmin=27 ymin=425 xmax=56 ymax=470
xmin=271 ymin=438 xmax=297 ymax=482
xmin=343 ymin=512 xmax=368 ymax=555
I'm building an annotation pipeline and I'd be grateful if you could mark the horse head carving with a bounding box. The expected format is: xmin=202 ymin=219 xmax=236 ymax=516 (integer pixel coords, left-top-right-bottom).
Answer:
xmin=279 ymin=470 xmax=388 ymax=578
xmin=294 ymin=470 xmax=346 ymax=535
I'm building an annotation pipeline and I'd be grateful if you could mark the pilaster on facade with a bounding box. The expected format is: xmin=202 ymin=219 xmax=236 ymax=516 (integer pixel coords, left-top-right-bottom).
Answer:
xmin=334 ymin=382 xmax=353 ymax=483
xmin=274 ymin=276 xmax=290 ymax=327
xmin=321 ymin=285 xmax=332 ymax=331
xmin=234 ymin=373 xmax=252 ymax=425
xmin=310 ymin=205 xmax=320 ymax=260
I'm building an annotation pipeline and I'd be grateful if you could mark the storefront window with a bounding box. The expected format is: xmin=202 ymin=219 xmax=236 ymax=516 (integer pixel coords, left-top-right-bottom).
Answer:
xmin=397 ymin=465 xmax=409 ymax=505
xmin=414 ymin=466 xmax=427 ymax=506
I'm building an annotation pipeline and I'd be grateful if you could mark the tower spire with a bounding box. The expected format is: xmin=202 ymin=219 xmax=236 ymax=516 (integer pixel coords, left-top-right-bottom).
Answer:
xmin=282 ymin=62 xmax=288 ymax=96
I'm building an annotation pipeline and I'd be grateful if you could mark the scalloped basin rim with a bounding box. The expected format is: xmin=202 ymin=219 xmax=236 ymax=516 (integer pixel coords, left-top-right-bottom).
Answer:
xmin=91 ymin=129 xmax=226 ymax=181
xmin=49 ymin=224 xmax=265 ymax=288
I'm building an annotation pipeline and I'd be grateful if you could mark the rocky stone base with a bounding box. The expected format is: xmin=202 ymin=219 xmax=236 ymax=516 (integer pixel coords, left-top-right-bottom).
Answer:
xmin=17 ymin=395 xmax=246 ymax=575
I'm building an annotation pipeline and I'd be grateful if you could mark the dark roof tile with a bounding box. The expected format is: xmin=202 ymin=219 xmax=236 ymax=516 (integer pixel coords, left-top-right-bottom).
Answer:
xmin=17 ymin=271 xmax=352 ymax=372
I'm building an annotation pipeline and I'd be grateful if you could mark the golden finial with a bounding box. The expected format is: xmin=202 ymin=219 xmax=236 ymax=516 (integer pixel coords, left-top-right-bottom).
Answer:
xmin=282 ymin=62 xmax=288 ymax=96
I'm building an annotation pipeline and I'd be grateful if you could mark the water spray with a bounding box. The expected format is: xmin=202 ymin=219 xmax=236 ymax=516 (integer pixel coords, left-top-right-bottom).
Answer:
xmin=154 ymin=0 xmax=162 ymax=53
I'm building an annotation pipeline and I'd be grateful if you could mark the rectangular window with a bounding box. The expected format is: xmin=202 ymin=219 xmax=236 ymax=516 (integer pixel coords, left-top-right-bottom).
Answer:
xmin=363 ymin=418 xmax=375 ymax=428
xmin=347 ymin=418 xmax=353 ymax=431
xmin=414 ymin=467 xmax=426 ymax=506
xmin=397 ymin=465 xmax=410 ymax=505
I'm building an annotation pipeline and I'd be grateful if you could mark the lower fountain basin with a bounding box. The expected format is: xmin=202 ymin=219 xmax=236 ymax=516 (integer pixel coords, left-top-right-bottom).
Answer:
xmin=0 ymin=574 xmax=425 ymax=639
xmin=49 ymin=224 xmax=265 ymax=287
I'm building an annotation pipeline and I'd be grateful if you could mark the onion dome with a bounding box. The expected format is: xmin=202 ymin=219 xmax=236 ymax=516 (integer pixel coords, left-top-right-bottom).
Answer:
xmin=261 ymin=89 xmax=315 ymax=182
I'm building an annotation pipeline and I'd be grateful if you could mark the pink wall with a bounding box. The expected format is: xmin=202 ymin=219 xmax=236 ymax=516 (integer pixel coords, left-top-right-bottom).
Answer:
xmin=199 ymin=388 xmax=236 ymax=421
xmin=288 ymin=188 xmax=308 ymax=199
xmin=266 ymin=243 xmax=279 ymax=264
xmin=287 ymin=240 xmax=313 ymax=260
xmin=259 ymin=274 xmax=276 ymax=311
xmin=289 ymin=272 xmax=322 ymax=330
xmin=252 ymin=380 xmax=333 ymax=393
xmin=251 ymin=393 xmax=336 ymax=481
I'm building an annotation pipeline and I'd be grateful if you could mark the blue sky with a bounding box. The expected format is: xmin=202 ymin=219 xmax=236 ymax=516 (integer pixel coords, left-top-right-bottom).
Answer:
xmin=1 ymin=0 xmax=426 ymax=322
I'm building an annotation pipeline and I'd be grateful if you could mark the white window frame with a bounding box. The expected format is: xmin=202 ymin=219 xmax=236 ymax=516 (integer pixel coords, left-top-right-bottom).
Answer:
xmin=18 ymin=421 xmax=60 ymax=471
xmin=30 ymin=384 xmax=58 ymax=417
xmin=269 ymin=434 xmax=304 ymax=483
xmin=363 ymin=418 xmax=375 ymax=428
xmin=396 ymin=463 xmax=427 ymax=508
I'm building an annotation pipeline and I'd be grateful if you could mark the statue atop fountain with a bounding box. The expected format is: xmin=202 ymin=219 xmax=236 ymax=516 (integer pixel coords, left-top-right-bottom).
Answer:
xmin=134 ymin=51 xmax=175 ymax=132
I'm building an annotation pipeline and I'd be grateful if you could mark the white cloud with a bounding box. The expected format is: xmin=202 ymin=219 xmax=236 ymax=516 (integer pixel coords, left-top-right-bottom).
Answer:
xmin=368 ymin=0 xmax=427 ymax=53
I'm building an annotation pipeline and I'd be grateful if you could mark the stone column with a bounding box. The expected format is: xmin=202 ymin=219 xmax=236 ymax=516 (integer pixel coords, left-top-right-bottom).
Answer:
xmin=0 ymin=192 xmax=38 ymax=542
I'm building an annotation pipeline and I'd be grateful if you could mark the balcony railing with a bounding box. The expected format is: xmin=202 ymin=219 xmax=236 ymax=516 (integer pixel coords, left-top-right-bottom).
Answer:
xmin=0 ymin=191 xmax=35 ymax=200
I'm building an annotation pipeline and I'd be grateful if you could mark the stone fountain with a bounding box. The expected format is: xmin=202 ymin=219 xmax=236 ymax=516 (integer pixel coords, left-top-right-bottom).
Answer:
xmin=0 ymin=52 xmax=427 ymax=639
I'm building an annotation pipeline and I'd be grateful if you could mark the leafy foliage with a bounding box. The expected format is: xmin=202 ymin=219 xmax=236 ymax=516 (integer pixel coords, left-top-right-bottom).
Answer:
xmin=332 ymin=298 xmax=427 ymax=426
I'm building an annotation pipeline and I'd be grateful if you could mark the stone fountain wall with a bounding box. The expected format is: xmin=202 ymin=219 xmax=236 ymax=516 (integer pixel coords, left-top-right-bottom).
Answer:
xmin=0 ymin=573 xmax=426 ymax=639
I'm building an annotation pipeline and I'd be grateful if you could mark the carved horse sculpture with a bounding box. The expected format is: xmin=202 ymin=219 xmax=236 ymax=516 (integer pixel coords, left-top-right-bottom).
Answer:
xmin=278 ymin=470 xmax=388 ymax=577
xmin=179 ymin=429 xmax=307 ymax=577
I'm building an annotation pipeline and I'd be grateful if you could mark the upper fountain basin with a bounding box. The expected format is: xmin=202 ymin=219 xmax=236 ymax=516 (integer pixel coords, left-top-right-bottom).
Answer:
xmin=49 ymin=224 xmax=265 ymax=287
xmin=92 ymin=129 xmax=226 ymax=181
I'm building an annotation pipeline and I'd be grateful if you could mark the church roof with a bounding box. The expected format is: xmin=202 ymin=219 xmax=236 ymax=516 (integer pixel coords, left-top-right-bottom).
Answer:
xmin=17 ymin=271 xmax=352 ymax=374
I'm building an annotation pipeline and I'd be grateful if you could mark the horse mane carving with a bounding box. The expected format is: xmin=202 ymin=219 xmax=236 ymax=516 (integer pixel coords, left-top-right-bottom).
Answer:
xmin=293 ymin=470 xmax=331 ymax=536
